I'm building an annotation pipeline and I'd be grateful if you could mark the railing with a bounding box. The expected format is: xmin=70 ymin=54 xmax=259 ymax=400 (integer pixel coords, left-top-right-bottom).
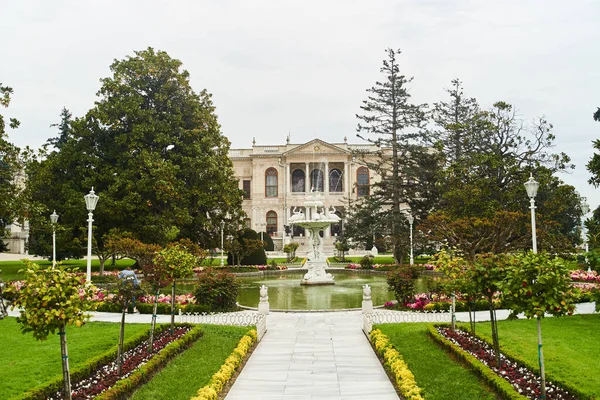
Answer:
xmin=362 ymin=310 xmax=451 ymax=334
xmin=177 ymin=310 xmax=267 ymax=341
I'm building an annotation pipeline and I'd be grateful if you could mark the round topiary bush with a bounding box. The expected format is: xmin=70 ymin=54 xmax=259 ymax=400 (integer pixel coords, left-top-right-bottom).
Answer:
xmin=262 ymin=233 xmax=275 ymax=251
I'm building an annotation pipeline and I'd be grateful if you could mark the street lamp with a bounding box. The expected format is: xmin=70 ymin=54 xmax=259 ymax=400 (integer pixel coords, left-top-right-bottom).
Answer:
xmin=406 ymin=213 xmax=414 ymax=265
xmin=220 ymin=212 xmax=230 ymax=267
xmin=581 ymin=201 xmax=590 ymax=271
xmin=50 ymin=210 xmax=59 ymax=268
xmin=524 ymin=175 xmax=539 ymax=254
xmin=84 ymin=187 xmax=99 ymax=284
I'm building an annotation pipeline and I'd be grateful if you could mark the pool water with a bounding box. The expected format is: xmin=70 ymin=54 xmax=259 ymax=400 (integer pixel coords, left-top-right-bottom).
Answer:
xmin=236 ymin=272 xmax=394 ymax=310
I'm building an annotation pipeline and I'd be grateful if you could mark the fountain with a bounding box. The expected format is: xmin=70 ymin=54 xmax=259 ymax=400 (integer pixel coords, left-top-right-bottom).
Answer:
xmin=288 ymin=191 xmax=340 ymax=285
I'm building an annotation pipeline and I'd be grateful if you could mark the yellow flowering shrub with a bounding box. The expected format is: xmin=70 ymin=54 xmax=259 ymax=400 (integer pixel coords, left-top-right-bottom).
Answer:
xmin=191 ymin=330 xmax=257 ymax=400
xmin=369 ymin=329 xmax=424 ymax=400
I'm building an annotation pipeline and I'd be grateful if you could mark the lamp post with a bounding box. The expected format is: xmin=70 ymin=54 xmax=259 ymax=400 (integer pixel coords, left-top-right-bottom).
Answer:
xmin=84 ymin=188 xmax=99 ymax=284
xmin=407 ymin=213 xmax=414 ymax=265
xmin=524 ymin=175 xmax=539 ymax=254
xmin=581 ymin=201 xmax=590 ymax=271
xmin=524 ymin=174 xmax=545 ymax=398
xmin=220 ymin=220 xmax=225 ymax=267
xmin=50 ymin=210 xmax=59 ymax=268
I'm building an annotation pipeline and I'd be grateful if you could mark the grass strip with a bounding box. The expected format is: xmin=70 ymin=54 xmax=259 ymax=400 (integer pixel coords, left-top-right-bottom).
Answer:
xmin=0 ymin=317 xmax=148 ymax=399
xmin=129 ymin=325 xmax=249 ymax=400
xmin=0 ymin=259 xmax=135 ymax=282
xmin=376 ymin=323 xmax=497 ymax=400
xmin=468 ymin=314 xmax=600 ymax=399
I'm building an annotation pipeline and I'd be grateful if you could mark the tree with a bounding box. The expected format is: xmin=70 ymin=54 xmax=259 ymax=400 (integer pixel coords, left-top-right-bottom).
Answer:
xmin=6 ymin=262 xmax=95 ymax=400
xmin=424 ymin=81 xmax=580 ymax=254
xmin=352 ymin=48 xmax=440 ymax=263
xmin=113 ymin=272 xmax=143 ymax=375
xmin=48 ymin=107 xmax=72 ymax=150
xmin=0 ymin=84 xmax=22 ymax=250
xmin=154 ymin=244 xmax=197 ymax=332
xmin=24 ymin=48 xmax=243 ymax=259
xmin=503 ymin=251 xmax=576 ymax=399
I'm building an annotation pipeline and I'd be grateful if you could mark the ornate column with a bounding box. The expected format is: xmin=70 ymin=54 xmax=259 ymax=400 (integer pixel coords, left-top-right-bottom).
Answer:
xmin=324 ymin=162 xmax=329 ymax=193
xmin=305 ymin=162 xmax=310 ymax=192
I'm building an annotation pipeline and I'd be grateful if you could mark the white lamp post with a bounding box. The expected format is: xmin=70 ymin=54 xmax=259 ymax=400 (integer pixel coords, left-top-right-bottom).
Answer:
xmin=220 ymin=220 xmax=225 ymax=267
xmin=50 ymin=210 xmax=59 ymax=268
xmin=524 ymin=173 xmax=545 ymax=397
xmin=524 ymin=175 xmax=539 ymax=254
xmin=407 ymin=213 xmax=414 ymax=265
xmin=84 ymin=188 xmax=99 ymax=284
xmin=581 ymin=201 xmax=590 ymax=271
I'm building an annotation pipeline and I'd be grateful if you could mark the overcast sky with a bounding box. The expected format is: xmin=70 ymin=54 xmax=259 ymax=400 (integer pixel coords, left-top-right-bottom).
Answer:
xmin=2 ymin=0 xmax=599 ymax=210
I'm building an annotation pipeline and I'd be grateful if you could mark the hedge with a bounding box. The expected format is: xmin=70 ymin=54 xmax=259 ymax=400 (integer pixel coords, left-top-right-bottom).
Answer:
xmin=427 ymin=325 xmax=527 ymax=400
xmin=14 ymin=324 xmax=200 ymax=400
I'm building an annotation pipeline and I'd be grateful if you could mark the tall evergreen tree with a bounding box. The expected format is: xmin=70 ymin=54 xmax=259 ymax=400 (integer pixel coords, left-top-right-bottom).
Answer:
xmin=349 ymin=48 xmax=440 ymax=263
xmin=48 ymin=107 xmax=72 ymax=149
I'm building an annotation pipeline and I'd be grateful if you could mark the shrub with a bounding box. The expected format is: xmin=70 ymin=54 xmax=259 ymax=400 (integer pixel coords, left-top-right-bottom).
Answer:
xmin=387 ymin=265 xmax=421 ymax=304
xmin=194 ymin=269 xmax=240 ymax=312
xmin=360 ymin=255 xmax=374 ymax=269
xmin=262 ymin=233 xmax=274 ymax=251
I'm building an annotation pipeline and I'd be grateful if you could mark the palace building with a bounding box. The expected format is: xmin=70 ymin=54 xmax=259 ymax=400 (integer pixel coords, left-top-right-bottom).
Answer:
xmin=229 ymin=137 xmax=384 ymax=251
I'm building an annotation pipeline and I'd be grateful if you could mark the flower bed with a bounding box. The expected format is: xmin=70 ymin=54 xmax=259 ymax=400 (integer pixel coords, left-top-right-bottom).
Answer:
xmin=570 ymin=270 xmax=600 ymax=283
xmin=434 ymin=326 xmax=579 ymax=400
xmin=192 ymin=329 xmax=257 ymax=400
xmin=369 ymin=329 xmax=424 ymax=400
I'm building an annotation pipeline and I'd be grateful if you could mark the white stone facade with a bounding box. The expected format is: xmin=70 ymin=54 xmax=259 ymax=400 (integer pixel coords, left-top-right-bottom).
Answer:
xmin=230 ymin=138 xmax=383 ymax=251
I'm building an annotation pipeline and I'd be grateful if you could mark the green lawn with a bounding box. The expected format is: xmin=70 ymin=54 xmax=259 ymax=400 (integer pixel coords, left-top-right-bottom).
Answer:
xmin=0 ymin=317 xmax=148 ymax=399
xmin=0 ymin=258 xmax=135 ymax=282
xmin=471 ymin=314 xmax=600 ymax=397
xmin=130 ymin=324 xmax=249 ymax=400
xmin=376 ymin=323 xmax=496 ymax=400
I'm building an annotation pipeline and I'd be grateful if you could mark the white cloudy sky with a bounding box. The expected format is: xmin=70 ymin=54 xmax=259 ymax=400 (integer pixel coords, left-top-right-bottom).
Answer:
xmin=2 ymin=0 xmax=599 ymax=209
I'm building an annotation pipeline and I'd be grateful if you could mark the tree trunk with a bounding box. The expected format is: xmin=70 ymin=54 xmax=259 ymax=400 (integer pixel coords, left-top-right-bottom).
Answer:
xmin=59 ymin=323 xmax=72 ymax=400
xmin=537 ymin=317 xmax=546 ymax=398
xmin=148 ymin=288 xmax=160 ymax=353
xmin=489 ymin=298 xmax=501 ymax=368
xmin=117 ymin=305 xmax=126 ymax=375
xmin=170 ymin=281 xmax=176 ymax=334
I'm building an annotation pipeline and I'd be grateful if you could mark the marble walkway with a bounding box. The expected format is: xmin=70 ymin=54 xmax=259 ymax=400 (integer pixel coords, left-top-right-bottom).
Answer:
xmin=225 ymin=311 xmax=400 ymax=400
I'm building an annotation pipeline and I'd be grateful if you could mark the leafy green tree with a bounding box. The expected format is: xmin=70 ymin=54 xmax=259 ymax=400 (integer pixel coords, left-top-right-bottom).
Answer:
xmin=0 ymin=84 xmax=22 ymax=250
xmin=352 ymin=48 xmax=440 ymax=263
xmin=6 ymin=261 xmax=95 ymax=400
xmin=24 ymin=48 xmax=243 ymax=259
xmin=154 ymin=244 xmax=197 ymax=332
xmin=470 ymin=253 xmax=511 ymax=367
xmin=113 ymin=273 xmax=144 ymax=375
xmin=503 ymin=251 xmax=576 ymax=399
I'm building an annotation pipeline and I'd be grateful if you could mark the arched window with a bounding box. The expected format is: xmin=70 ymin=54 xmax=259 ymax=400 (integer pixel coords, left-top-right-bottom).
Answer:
xmin=266 ymin=211 xmax=277 ymax=235
xmin=292 ymin=169 xmax=305 ymax=192
xmin=329 ymin=168 xmax=343 ymax=192
xmin=243 ymin=218 xmax=251 ymax=228
xmin=265 ymin=168 xmax=278 ymax=197
xmin=357 ymin=167 xmax=370 ymax=197
xmin=310 ymin=169 xmax=324 ymax=192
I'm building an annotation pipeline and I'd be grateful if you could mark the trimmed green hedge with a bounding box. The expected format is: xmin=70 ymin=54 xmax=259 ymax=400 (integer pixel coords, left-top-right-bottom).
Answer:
xmin=427 ymin=325 xmax=527 ymax=400
xmin=96 ymin=325 xmax=203 ymax=399
xmin=464 ymin=325 xmax=592 ymax=400
xmin=14 ymin=324 xmax=200 ymax=400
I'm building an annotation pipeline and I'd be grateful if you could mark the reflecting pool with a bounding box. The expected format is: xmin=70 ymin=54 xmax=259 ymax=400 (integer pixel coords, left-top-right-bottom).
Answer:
xmin=236 ymin=272 xmax=394 ymax=310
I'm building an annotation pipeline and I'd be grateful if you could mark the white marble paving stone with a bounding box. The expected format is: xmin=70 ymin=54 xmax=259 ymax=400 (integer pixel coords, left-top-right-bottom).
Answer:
xmin=224 ymin=311 xmax=399 ymax=400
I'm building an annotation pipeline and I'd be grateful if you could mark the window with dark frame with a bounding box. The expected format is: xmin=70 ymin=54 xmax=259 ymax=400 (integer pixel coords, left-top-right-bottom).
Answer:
xmin=265 ymin=168 xmax=278 ymax=197
xmin=357 ymin=167 xmax=370 ymax=197
xmin=243 ymin=180 xmax=251 ymax=199
xmin=266 ymin=211 xmax=277 ymax=235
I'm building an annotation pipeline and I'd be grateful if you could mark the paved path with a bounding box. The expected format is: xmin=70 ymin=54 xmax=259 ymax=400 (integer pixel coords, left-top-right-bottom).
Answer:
xmin=225 ymin=311 xmax=399 ymax=400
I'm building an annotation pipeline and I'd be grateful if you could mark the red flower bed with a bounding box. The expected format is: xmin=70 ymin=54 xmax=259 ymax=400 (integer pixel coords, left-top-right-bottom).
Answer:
xmin=438 ymin=327 xmax=577 ymax=400
xmin=49 ymin=327 xmax=191 ymax=399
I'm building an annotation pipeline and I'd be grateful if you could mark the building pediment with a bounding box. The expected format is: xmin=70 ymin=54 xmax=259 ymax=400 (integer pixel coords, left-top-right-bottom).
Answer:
xmin=283 ymin=139 xmax=350 ymax=157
